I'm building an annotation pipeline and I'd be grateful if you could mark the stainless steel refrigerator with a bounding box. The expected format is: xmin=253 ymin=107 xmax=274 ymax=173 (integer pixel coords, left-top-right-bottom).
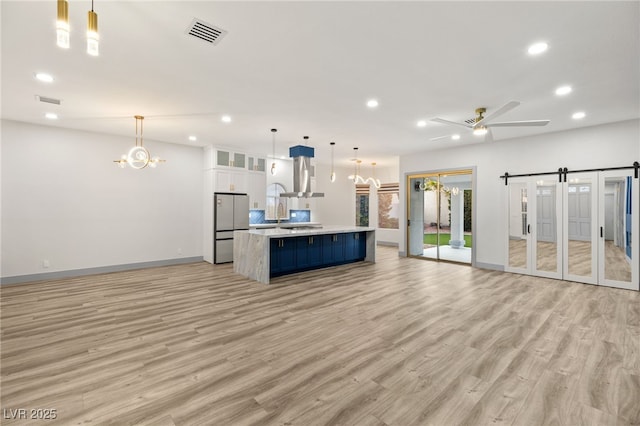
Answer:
xmin=214 ymin=192 xmax=249 ymax=264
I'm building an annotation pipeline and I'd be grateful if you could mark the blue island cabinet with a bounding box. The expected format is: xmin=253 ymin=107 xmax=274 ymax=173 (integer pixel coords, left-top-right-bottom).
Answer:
xmin=296 ymin=235 xmax=323 ymax=269
xmin=270 ymin=238 xmax=297 ymax=276
xmin=344 ymin=232 xmax=367 ymax=261
xmin=321 ymin=233 xmax=345 ymax=264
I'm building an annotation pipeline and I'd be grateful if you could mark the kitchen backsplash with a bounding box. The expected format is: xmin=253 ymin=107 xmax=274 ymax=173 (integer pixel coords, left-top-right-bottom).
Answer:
xmin=249 ymin=209 xmax=311 ymax=224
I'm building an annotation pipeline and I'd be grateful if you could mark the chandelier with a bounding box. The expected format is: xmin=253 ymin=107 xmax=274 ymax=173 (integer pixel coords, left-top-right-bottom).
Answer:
xmin=348 ymin=147 xmax=381 ymax=188
xmin=114 ymin=115 xmax=165 ymax=169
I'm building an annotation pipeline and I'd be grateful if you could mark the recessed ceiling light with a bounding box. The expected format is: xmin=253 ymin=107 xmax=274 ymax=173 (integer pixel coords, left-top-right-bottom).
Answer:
xmin=35 ymin=72 xmax=54 ymax=83
xmin=221 ymin=115 xmax=231 ymax=123
xmin=188 ymin=135 xmax=197 ymax=141
xmin=45 ymin=112 xmax=58 ymax=120
xmin=555 ymin=85 xmax=572 ymax=96
xmin=366 ymin=99 xmax=379 ymax=108
xmin=451 ymin=134 xmax=461 ymax=140
xmin=572 ymin=111 xmax=586 ymax=120
xmin=416 ymin=120 xmax=427 ymax=128
xmin=528 ymin=42 xmax=548 ymax=55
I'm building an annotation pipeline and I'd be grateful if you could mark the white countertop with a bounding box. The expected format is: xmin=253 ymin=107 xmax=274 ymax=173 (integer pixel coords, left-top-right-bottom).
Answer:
xmin=238 ymin=225 xmax=375 ymax=238
xmin=249 ymin=222 xmax=321 ymax=229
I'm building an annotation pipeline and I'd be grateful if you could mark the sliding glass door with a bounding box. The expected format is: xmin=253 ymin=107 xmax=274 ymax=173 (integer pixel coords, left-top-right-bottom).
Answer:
xmin=407 ymin=170 xmax=473 ymax=264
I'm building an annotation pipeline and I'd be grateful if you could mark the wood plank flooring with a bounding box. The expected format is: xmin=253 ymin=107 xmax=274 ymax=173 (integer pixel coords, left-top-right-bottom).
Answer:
xmin=1 ymin=246 xmax=639 ymax=425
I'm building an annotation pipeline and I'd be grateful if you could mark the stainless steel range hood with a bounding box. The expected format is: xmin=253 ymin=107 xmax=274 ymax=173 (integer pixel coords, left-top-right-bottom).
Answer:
xmin=281 ymin=145 xmax=324 ymax=198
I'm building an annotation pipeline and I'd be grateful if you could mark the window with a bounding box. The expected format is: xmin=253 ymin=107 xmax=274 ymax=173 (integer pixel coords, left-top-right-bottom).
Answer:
xmin=378 ymin=183 xmax=399 ymax=229
xmin=266 ymin=183 xmax=288 ymax=220
xmin=356 ymin=184 xmax=369 ymax=226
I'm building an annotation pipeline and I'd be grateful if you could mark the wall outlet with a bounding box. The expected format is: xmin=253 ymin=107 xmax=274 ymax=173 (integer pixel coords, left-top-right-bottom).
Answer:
xmin=306 ymin=203 xmax=310 ymax=208
xmin=43 ymin=260 xmax=50 ymax=268
xmin=253 ymin=202 xmax=258 ymax=208
xmin=178 ymin=248 xmax=182 ymax=255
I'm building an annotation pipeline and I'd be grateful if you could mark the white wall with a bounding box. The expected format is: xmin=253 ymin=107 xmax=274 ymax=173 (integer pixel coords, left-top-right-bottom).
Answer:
xmin=1 ymin=120 xmax=203 ymax=280
xmin=399 ymin=119 xmax=640 ymax=268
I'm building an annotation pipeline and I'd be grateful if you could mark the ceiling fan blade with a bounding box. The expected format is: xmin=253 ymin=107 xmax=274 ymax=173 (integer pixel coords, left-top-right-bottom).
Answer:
xmin=431 ymin=117 xmax=473 ymax=129
xmin=488 ymin=120 xmax=550 ymax=127
xmin=475 ymin=100 xmax=521 ymax=127
xmin=430 ymin=134 xmax=453 ymax=141
xmin=484 ymin=128 xmax=494 ymax=143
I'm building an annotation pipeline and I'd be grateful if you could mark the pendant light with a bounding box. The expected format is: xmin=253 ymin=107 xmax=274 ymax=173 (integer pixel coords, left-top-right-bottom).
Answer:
xmin=348 ymin=147 xmax=365 ymax=183
xmin=87 ymin=0 xmax=99 ymax=56
xmin=114 ymin=116 xmax=165 ymax=169
xmin=368 ymin=162 xmax=381 ymax=189
xmin=270 ymin=128 xmax=277 ymax=175
xmin=56 ymin=0 xmax=70 ymax=49
xmin=329 ymin=142 xmax=336 ymax=183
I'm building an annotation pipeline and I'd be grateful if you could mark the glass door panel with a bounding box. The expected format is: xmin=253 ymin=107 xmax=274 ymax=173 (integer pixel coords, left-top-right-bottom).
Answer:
xmin=563 ymin=173 xmax=598 ymax=284
xmin=533 ymin=179 xmax=562 ymax=278
xmin=507 ymin=181 xmax=529 ymax=271
xmin=422 ymin=176 xmax=440 ymax=260
xmin=599 ymin=171 xmax=638 ymax=290
xmin=439 ymin=174 xmax=472 ymax=263
xmin=408 ymin=177 xmax=426 ymax=257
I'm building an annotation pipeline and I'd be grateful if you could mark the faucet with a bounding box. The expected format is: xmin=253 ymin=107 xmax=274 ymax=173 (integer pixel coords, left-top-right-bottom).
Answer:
xmin=276 ymin=202 xmax=285 ymax=226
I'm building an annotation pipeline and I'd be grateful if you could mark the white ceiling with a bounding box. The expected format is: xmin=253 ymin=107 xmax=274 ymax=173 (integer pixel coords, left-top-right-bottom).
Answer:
xmin=2 ymin=1 xmax=639 ymax=167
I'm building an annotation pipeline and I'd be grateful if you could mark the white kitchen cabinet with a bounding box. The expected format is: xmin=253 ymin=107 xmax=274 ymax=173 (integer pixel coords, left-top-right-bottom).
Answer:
xmin=215 ymin=149 xmax=246 ymax=169
xmin=247 ymin=171 xmax=267 ymax=209
xmin=214 ymin=169 xmax=247 ymax=193
xmin=248 ymin=156 xmax=266 ymax=172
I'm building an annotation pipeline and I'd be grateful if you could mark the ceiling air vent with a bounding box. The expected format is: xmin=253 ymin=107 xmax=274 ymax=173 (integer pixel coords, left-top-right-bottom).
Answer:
xmin=185 ymin=18 xmax=227 ymax=45
xmin=35 ymin=95 xmax=61 ymax=105
xmin=464 ymin=117 xmax=477 ymax=125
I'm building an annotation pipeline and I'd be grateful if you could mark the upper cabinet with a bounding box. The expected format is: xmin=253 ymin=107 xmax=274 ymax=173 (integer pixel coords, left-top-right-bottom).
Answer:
xmin=216 ymin=150 xmax=246 ymax=169
xmin=248 ymin=156 xmax=266 ymax=172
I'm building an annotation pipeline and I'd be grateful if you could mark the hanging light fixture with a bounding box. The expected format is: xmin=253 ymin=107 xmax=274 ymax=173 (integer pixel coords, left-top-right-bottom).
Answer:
xmin=348 ymin=147 xmax=366 ymax=184
xmin=114 ymin=116 xmax=165 ymax=169
xmin=56 ymin=0 xmax=70 ymax=49
xmin=87 ymin=0 xmax=99 ymax=56
xmin=367 ymin=162 xmax=381 ymax=189
xmin=329 ymin=142 xmax=336 ymax=183
xmin=270 ymin=128 xmax=277 ymax=175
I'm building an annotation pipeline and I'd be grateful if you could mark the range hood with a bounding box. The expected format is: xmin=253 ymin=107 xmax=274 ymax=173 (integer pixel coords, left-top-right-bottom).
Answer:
xmin=281 ymin=145 xmax=324 ymax=198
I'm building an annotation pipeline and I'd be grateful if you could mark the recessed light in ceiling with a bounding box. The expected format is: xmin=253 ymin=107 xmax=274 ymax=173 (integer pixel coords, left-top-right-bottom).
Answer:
xmin=35 ymin=73 xmax=54 ymax=83
xmin=416 ymin=120 xmax=427 ymax=128
xmin=221 ymin=115 xmax=231 ymax=123
xmin=451 ymin=134 xmax=461 ymax=140
xmin=572 ymin=111 xmax=586 ymax=120
xmin=555 ymin=85 xmax=572 ymax=96
xmin=528 ymin=42 xmax=548 ymax=55
xmin=45 ymin=112 xmax=58 ymax=120
xmin=366 ymin=99 xmax=379 ymax=108
xmin=188 ymin=135 xmax=197 ymax=141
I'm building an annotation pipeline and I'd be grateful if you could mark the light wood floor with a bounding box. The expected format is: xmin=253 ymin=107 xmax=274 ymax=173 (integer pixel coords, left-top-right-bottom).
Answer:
xmin=509 ymin=239 xmax=632 ymax=282
xmin=1 ymin=246 xmax=639 ymax=425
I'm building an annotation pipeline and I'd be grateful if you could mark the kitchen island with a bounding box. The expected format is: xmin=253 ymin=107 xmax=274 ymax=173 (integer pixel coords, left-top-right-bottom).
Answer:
xmin=233 ymin=225 xmax=375 ymax=284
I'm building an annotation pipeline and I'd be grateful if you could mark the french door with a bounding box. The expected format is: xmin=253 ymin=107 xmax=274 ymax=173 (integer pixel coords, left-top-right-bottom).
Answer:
xmin=506 ymin=171 xmax=638 ymax=290
xmin=506 ymin=177 xmax=563 ymax=279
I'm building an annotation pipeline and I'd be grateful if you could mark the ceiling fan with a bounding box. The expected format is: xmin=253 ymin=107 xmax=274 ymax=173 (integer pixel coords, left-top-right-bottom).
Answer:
xmin=430 ymin=101 xmax=550 ymax=142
